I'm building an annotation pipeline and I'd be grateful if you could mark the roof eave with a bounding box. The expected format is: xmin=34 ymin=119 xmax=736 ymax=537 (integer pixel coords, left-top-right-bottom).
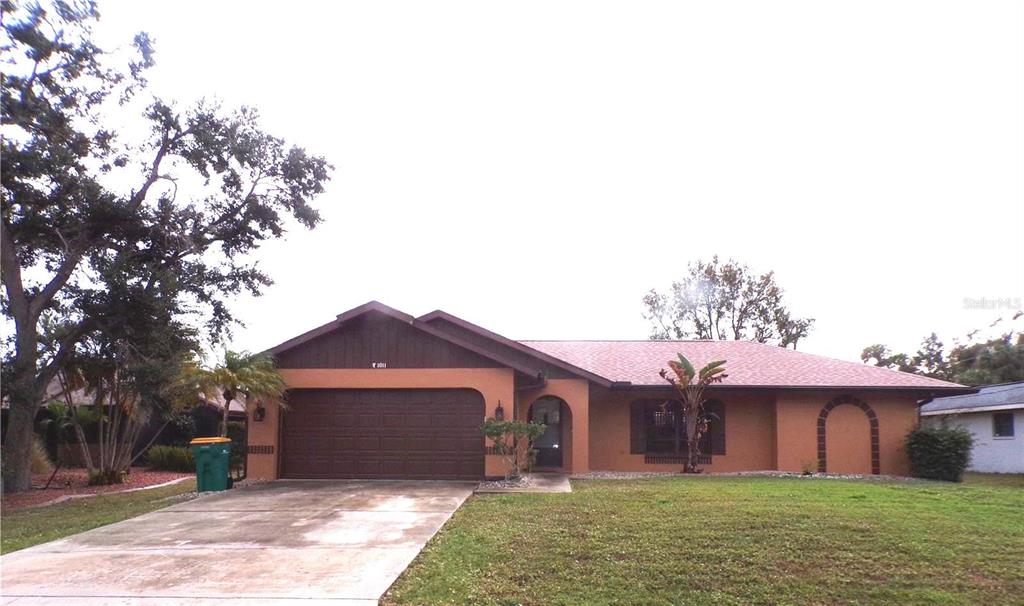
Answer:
xmin=418 ymin=310 xmax=614 ymax=388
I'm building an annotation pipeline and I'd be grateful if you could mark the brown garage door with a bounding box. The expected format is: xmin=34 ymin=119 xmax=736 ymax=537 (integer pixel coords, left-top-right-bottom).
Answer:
xmin=280 ymin=388 xmax=485 ymax=480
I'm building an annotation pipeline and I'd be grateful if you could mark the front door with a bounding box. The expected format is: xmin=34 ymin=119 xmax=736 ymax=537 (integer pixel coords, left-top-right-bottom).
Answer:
xmin=530 ymin=398 xmax=563 ymax=468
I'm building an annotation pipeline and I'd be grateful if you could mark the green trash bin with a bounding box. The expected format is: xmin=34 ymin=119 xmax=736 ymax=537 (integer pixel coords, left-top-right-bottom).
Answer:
xmin=190 ymin=437 xmax=231 ymax=492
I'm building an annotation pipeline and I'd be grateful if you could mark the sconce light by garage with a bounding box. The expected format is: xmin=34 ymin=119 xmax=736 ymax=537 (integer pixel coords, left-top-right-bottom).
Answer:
xmin=494 ymin=401 xmax=505 ymax=421
xmin=253 ymin=403 xmax=266 ymax=422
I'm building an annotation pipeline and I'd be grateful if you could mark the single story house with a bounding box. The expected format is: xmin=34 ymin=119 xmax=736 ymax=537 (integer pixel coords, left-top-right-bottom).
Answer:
xmin=246 ymin=301 xmax=970 ymax=480
xmin=920 ymin=381 xmax=1024 ymax=474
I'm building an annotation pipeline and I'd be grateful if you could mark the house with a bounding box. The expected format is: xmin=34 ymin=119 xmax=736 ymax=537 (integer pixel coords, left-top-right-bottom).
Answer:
xmin=920 ymin=382 xmax=1024 ymax=474
xmin=245 ymin=301 xmax=970 ymax=480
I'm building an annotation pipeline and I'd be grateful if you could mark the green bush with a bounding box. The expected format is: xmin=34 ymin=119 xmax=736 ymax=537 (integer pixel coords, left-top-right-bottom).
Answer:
xmin=146 ymin=445 xmax=195 ymax=472
xmin=905 ymin=425 xmax=973 ymax=482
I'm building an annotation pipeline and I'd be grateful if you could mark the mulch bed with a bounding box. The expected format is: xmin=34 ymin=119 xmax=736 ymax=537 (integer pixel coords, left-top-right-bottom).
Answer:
xmin=1 ymin=467 xmax=192 ymax=511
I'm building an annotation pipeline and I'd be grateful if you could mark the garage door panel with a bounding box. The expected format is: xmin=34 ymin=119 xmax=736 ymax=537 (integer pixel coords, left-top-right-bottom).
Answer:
xmin=281 ymin=388 xmax=485 ymax=480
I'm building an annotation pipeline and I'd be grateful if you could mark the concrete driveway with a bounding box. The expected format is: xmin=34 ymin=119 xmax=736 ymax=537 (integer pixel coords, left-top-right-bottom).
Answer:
xmin=0 ymin=480 xmax=475 ymax=605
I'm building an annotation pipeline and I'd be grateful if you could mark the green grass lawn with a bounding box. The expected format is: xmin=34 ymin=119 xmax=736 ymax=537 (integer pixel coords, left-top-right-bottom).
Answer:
xmin=1 ymin=478 xmax=197 ymax=554
xmin=963 ymin=472 xmax=1024 ymax=488
xmin=385 ymin=477 xmax=1024 ymax=606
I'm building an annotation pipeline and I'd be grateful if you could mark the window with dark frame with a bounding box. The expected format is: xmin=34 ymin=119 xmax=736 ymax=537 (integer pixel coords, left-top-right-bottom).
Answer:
xmin=630 ymin=398 xmax=725 ymax=456
xmin=993 ymin=412 xmax=1015 ymax=438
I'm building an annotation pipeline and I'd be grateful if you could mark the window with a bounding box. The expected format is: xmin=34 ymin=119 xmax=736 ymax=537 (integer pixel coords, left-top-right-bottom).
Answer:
xmin=993 ymin=412 xmax=1015 ymax=438
xmin=630 ymin=399 xmax=726 ymax=456
xmin=645 ymin=400 xmax=683 ymax=454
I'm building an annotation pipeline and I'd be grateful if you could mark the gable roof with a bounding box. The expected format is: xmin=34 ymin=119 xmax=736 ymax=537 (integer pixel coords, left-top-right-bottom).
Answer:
xmin=266 ymin=301 xmax=972 ymax=394
xmin=521 ymin=340 xmax=972 ymax=393
xmin=418 ymin=310 xmax=614 ymax=387
xmin=266 ymin=301 xmax=547 ymax=379
xmin=920 ymin=381 xmax=1024 ymax=415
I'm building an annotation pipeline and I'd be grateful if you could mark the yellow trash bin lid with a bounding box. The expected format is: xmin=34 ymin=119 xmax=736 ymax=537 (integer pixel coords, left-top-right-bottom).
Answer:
xmin=189 ymin=437 xmax=232 ymax=445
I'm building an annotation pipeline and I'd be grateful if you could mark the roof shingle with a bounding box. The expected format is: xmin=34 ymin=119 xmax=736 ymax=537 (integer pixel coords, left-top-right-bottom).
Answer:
xmin=519 ymin=340 xmax=968 ymax=391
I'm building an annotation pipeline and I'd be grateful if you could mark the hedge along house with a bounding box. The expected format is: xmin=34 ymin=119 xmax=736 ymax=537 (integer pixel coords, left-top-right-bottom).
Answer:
xmin=246 ymin=301 xmax=972 ymax=481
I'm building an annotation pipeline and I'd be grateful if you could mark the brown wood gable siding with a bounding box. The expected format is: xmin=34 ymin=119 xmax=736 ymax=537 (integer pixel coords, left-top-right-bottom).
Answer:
xmin=424 ymin=318 xmax=574 ymax=379
xmin=274 ymin=313 xmax=503 ymax=369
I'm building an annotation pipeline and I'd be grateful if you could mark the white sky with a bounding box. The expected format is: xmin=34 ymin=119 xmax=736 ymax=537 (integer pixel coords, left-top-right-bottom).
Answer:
xmin=93 ymin=0 xmax=1024 ymax=362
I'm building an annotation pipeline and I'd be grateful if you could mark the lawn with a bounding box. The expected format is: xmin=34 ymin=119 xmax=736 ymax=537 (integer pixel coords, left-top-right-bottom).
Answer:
xmin=1 ymin=478 xmax=197 ymax=554
xmin=963 ymin=472 xmax=1024 ymax=488
xmin=385 ymin=477 xmax=1024 ymax=606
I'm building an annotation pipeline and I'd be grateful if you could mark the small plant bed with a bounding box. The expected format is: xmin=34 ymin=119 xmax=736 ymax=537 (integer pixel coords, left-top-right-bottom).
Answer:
xmin=0 ymin=467 xmax=192 ymax=511
xmin=384 ymin=476 xmax=1024 ymax=605
xmin=1 ymin=477 xmax=197 ymax=554
xmin=478 ymin=476 xmax=534 ymax=491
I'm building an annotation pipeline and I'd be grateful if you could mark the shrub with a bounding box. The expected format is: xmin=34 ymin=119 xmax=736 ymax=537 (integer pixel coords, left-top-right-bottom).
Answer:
xmin=481 ymin=418 xmax=546 ymax=480
xmin=147 ymin=445 xmax=196 ymax=472
xmin=905 ymin=426 xmax=973 ymax=482
xmin=29 ymin=434 xmax=54 ymax=475
xmin=89 ymin=469 xmax=127 ymax=485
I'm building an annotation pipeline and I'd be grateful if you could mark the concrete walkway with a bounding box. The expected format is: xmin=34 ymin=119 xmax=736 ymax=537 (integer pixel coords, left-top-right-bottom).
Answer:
xmin=0 ymin=480 xmax=475 ymax=605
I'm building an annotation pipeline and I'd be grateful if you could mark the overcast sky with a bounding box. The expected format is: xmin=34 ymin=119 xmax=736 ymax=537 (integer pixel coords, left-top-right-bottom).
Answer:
xmin=94 ymin=1 xmax=1024 ymax=362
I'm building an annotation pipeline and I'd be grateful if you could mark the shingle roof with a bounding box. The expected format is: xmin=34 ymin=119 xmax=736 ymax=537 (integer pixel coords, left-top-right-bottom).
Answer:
xmin=520 ymin=340 xmax=969 ymax=391
xmin=920 ymin=381 xmax=1024 ymax=415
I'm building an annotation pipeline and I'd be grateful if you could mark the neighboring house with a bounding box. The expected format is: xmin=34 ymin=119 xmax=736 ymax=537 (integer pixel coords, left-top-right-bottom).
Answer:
xmin=246 ymin=301 xmax=971 ymax=481
xmin=920 ymin=382 xmax=1024 ymax=474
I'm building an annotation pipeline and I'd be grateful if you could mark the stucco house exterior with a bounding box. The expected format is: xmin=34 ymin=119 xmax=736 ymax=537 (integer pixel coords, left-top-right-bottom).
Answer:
xmin=246 ymin=301 xmax=970 ymax=481
xmin=920 ymin=382 xmax=1024 ymax=474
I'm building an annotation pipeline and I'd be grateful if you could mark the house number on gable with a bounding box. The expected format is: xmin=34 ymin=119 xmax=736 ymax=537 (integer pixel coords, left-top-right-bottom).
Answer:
xmin=371 ymin=362 xmax=387 ymax=369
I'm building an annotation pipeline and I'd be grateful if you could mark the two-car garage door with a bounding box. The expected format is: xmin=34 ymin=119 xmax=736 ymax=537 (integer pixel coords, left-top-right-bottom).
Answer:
xmin=279 ymin=388 xmax=485 ymax=480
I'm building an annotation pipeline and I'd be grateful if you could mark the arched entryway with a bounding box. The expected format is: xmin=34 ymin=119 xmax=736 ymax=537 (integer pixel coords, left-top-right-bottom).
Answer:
xmin=817 ymin=395 xmax=880 ymax=475
xmin=528 ymin=396 xmax=572 ymax=470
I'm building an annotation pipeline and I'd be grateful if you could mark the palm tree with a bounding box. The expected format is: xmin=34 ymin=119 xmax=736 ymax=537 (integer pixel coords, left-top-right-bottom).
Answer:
xmin=659 ymin=354 xmax=728 ymax=473
xmin=187 ymin=351 xmax=287 ymax=437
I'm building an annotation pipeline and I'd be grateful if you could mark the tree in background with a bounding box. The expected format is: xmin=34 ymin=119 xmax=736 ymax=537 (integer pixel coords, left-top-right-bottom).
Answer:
xmin=643 ymin=256 xmax=814 ymax=348
xmin=183 ymin=351 xmax=286 ymax=437
xmin=659 ymin=354 xmax=728 ymax=473
xmin=1 ymin=2 xmax=332 ymax=491
xmin=862 ymin=314 xmax=1024 ymax=385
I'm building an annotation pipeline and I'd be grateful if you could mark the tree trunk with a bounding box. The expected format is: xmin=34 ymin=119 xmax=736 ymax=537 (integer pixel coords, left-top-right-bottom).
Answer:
xmin=220 ymin=393 xmax=234 ymax=437
xmin=1 ymin=346 xmax=42 ymax=492
xmin=1 ymin=390 xmax=38 ymax=492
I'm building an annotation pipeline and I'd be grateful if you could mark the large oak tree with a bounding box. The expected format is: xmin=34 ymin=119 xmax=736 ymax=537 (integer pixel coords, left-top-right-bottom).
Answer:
xmin=1 ymin=1 xmax=332 ymax=491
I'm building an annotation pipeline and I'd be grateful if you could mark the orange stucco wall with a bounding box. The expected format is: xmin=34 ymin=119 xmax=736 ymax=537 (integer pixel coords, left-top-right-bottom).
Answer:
xmin=248 ymin=369 xmax=922 ymax=480
xmin=589 ymin=390 xmax=777 ymax=472
xmin=517 ymin=379 xmax=590 ymax=475
xmin=774 ymin=391 xmax=918 ymax=475
xmin=245 ymin=368 xmax=515 ymax=480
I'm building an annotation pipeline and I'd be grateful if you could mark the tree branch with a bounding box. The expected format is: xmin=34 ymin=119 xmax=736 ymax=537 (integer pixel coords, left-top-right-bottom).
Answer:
xmin=0 ymin=219 xmax=29 ymax=327
xmin=34 ymin=318 xmax=96 ymax=393
xmin=28 ymin=245 xmax=86 ymax=322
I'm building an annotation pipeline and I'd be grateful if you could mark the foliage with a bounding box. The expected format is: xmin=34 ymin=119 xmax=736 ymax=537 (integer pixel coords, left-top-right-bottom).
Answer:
xmin=384 ymin=477 xmax=1024 ymax=606
xmin=146 ymin=445 xmax=195 ymax=472
xmin=0 ymin=1 xmax=331 ymax=492
xmin=863 ymin=327 xmax=1024 ymax=385
xmin=2 ymin=478 xmax=197 ymax=554
xmin=28 ymin=434 xmax=53 ymax=475
xmin=643 ymin=256 xmax=814 ymax=348
xmin=659 ymin=354 xmax=728 ymax=473
xmin=226 ymin=420 xmax=247 ymax=480
xmin=905 ymin=425 xmax=974 ymax=482
xmin=40 ymin=314 xmax=198 ymax=485
xmin=181 ymin=351 xmax=285 ymax=436
xmin=481 ymin=418 xmax=547 ymax=480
